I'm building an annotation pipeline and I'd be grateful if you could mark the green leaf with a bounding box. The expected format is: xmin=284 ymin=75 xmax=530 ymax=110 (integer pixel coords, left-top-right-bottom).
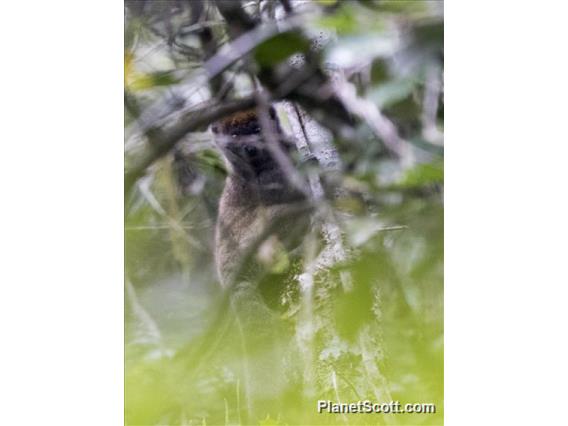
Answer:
xmin=370 ymin=58 xmax=389 ymax=85
xmin=149 ymin=71 xmax=180 ymax=87
xmin=368 ymin=78 xmax=416 ymax=109
xmin=253 ymin=32 xmax=310 ymax=67
xmin=412 ymin=20 xmax=444 ymax=52
xmin=195 ymin=149 xmax=227 ymax=175
xmin=127 ymin=70 xmax=180 ymax=91
xmin=317 ymin=7 xmax=358 ymax=35
xmin=400 ymin=162 xmax=444 ymax=188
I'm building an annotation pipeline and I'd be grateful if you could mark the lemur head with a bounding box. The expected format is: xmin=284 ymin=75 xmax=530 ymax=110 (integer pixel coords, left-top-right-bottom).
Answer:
xmin=212 ymin=107 xmax=292 ymax=179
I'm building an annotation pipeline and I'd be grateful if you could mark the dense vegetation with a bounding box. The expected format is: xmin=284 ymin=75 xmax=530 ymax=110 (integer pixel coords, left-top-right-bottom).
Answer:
xmin=125 ymin=1 xmax=443 ymax=425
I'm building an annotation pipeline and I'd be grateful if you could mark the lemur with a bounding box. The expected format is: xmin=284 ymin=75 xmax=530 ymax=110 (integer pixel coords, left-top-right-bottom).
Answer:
xmin=212 ymin=107 xmax=311 ymax=296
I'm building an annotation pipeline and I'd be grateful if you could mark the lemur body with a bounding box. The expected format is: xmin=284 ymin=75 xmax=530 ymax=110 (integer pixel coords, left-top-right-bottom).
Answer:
xmin=213 ymin=108 xmax=309 ymax=287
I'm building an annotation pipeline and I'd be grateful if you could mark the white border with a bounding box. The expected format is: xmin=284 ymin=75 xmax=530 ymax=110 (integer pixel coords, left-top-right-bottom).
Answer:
xmin=446 ymin=1 xmax=568 ymax=425
xmin=0 ymin=1 xmax=123 ymax=424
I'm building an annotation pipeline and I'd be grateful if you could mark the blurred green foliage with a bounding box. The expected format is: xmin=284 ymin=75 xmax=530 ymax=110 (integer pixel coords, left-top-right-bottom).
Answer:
xmin=254 ymin=32 xmax=311 ymax=66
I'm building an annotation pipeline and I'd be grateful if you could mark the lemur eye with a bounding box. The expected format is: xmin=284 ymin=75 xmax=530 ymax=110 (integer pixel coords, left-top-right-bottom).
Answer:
xmin=244 ymin=145 xmax=257 ymax=157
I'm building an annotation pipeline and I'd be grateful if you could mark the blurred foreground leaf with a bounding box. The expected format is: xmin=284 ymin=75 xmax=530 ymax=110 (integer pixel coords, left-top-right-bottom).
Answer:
xmin=254 ymin=32 xmax=311 ymax=66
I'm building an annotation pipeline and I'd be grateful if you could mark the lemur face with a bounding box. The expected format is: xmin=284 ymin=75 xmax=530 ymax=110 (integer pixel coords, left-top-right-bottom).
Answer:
xmin=223 ymin=138 xmax=274 ymax=176
xmin=213 ymin=107 xmax=287 ymax=178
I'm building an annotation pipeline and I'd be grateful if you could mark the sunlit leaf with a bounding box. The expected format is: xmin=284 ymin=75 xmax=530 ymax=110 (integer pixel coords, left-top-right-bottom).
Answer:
xmin=254 ymin=32 xmax=310 ymax=67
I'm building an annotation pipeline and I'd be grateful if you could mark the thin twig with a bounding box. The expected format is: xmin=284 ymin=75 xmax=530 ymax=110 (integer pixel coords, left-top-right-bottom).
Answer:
xmin=254 ymin=88 xmax=311 ymax=198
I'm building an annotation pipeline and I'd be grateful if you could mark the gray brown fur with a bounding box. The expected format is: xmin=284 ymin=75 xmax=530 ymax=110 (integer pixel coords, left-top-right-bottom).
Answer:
xmin=213 ymin=109 xmax=310 ymax=287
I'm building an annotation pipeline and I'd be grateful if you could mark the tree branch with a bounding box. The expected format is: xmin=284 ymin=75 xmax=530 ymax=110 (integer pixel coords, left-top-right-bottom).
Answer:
xmin=125 ymin=96 xmax=257 ymax=193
